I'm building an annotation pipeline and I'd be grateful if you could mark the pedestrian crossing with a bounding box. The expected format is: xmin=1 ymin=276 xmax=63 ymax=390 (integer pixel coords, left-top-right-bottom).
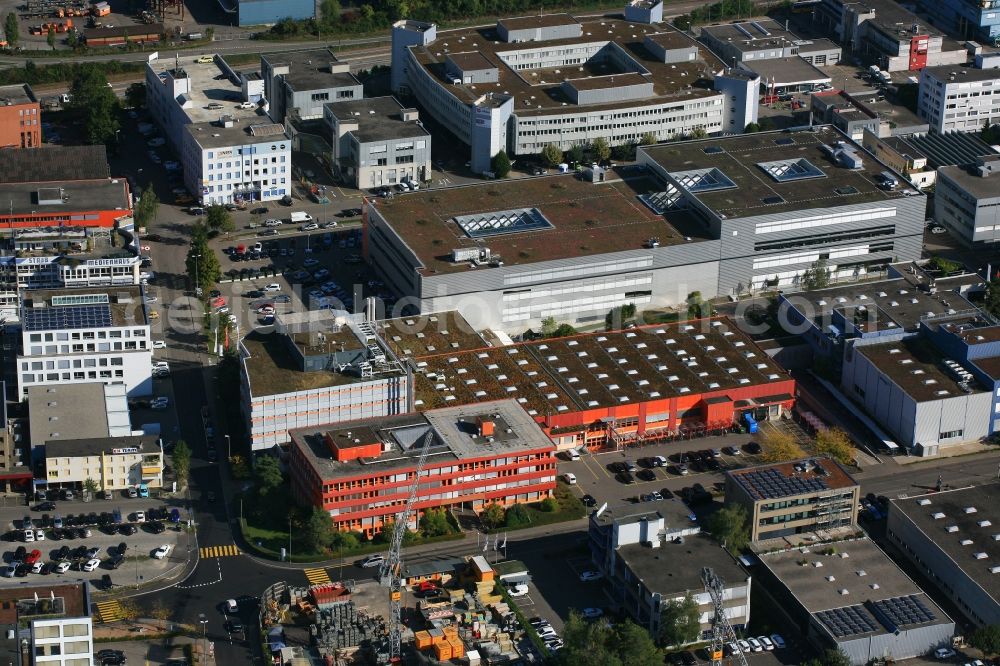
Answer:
xmin=95 ymin=600 xmax=124 ymax=623
xmin=199 ymin=545 xmax=241 ymax=558
xmin=304 ymin=568 xmax=331 ymax=586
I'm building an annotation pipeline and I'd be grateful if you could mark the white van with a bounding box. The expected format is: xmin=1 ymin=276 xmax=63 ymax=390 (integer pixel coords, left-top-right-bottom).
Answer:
xmin=562 ymin=473 xmax=577 ymax=484
xmin=289 ymin=211 xmax=313 ymax=223
xmin=565 ymin=449 xmax=581 ymax=461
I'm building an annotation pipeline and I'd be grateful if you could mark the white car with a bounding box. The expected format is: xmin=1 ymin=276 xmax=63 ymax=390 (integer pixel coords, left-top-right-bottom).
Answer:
xmin=238 ymin=101 xmax=255 ymax=109
xmin=507 ymin=583 xmax=529 ymax=598
xmin=758 ymin=636 xmax=774 ymax=651
xmin=747 ymin=637 xmax=763 ymax=652
xmin=360 ymin=554 xmax=384 ymax=568
xmin=562 ymin=473 xmax=577 ymax=485
xmin=152 ymin=544 xmax=171 ymax=559
xmin=23 ymin=529 xmax=34 ymax=543
xmin=930 ymin=226 xmax=947 ymax=234
xmin=264 ymin=283 xmax=281 ymax=292
xmin=737 ymin=640 xmax=752 ymax=654
xmin=263 ymin=219 xmax=283 ymax=227
xmin=34 ymin=530 xmax=44 ymax=542
xmin=581 ymin=607 xmax=603 ymax=619
xmin=82 ymin=558 xmax=101 ymax=572
xmin=226 ymin=599 xmax=239 ymax=613
xmin=31 ymin=562 xmax=44 ymax=574
xmin=579 ymin=570 xmax=602 ymax=582
xmin=152 ymin=341 xmax=166 ymax=349
xmin=301 ymin=223 xmax=319 ymax=231
xmin=54 ymin=561 xmax=70 ymax=574
xmin=536 ymin=626 xmax=558 ymax=639
xmin=152 ymin=361 xmax=169 ymax=371
xmin=135 ymin=511 xmax=146 ymax=523
xmin=727 ymin=642 xmax=742 ymax=655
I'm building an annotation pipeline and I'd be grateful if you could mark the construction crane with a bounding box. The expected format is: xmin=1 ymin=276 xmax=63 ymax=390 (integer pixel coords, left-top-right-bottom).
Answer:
xmin=702 ymin=567 xmax=749 ymax=666
xmin=378 ymin=431 xmax=435 ymax=664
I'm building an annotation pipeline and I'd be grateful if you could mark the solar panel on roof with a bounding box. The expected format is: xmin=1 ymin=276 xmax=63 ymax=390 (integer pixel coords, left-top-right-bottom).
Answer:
xmin=22 ymin=304 xmax=113 ymax=331
xmin=870 ymin=595 xmax=937 ymax=630
xmin=816 ymin=605 xmax=879 ymax=638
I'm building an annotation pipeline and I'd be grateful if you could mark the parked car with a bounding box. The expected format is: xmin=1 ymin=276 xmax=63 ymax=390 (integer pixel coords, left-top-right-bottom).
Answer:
xmin=152 ymin=544 xmax=171 ymax=559
xmin=360 ymin=554 xmax=384 ymax=568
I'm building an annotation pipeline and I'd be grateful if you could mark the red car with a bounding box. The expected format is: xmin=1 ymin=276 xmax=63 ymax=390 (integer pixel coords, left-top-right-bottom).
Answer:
xmin=210 ymin=296 xmax=226 ymax=309
xmin=24 ymin=549 xmax=41 ymax=565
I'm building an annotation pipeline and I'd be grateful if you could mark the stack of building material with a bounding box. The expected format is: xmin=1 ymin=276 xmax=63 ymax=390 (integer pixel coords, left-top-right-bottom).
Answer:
xmin=433 ymin=640 xmax=452 ymax=661
xmin=310 ymin=601 xmax=382 ymax=652
xmin=414 ymin=630 xmax=432 ymax=650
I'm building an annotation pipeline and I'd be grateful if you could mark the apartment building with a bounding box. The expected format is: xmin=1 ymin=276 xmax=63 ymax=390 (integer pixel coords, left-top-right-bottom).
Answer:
xmin=288 ymin=399 xmax=557 ymax=536
xmin=16 ymin=287 xmax=153 ymax=399
xmin=724 ymin=458 xmax=860 ymax=542
xmin=44 ymin=435 xmax=162 ymax=492
xmin=934 ymin=154 xmax=1000 ymax=244
xmin=588 ymin=500 xmax=749 ymax=641
xmin=260 ymin=49 xmax=362 ymax=123
xmin=918 ymin=66 xmax=1000 ymax=133
xmin=0 ymin=84 xmax=40 ymax=149
xmin=817 ymin=0 xmax=966 ymax=71
xmin=146 ymin=53 xmax=292 ymax=206
xmin=391 ymin=13 xmax=725 ymax=173
xmin=324 ymin=96 xmax=432 ymax=189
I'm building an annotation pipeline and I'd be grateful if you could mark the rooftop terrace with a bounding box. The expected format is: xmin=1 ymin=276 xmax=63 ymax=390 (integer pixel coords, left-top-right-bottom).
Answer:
xmin=411 ymin=317 xmax=791 ymax=416
xmin=408 ymin=16 xmax=722 ymax=115
xmin=291 ymin=399 xmax=555 ymax=479
xmin=857 ymin=336 xmax=988 ymax=402
xmin=372 ymin=171 xmax=712 ymax=275
xmin=641 ymin=126 xmax=920 ymax=218
xmin=891 ymin=484 xmax=1000 ymax=602
xmin=148 ymin=55 xmax=265 ymax=125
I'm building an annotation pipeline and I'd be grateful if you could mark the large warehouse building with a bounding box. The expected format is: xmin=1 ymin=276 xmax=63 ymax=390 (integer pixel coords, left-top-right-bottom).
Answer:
xmin=365 ymin=126 xmax=925 ymax=331
xmin=288 ymin=399 xmax=557 ymax=536
xmin=887 ymin=484 xmax=1000 ymax=627
xmin=391 ymin=12 xmax=727 ymax=172
xmin=755 ymin=537 xmax=955 ymax=665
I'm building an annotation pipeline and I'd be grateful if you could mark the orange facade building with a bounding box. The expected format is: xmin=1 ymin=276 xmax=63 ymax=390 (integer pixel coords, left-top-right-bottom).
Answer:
xmin=0 ymin=85 xmax=40 ymax=149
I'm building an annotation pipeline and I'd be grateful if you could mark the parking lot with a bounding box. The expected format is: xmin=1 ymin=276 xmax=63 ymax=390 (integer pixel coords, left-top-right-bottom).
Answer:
xmin=0 ymin=498 xmax=187 ymax=590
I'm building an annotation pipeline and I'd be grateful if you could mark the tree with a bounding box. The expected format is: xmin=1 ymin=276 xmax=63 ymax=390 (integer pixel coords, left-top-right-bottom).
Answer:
xmin=319 ymin=0 xmax=341 ymax=28
xmin=206 ymin=205 xmax=234 ymax=233
xmin=539 ymin=496 xmax=557 ymax=512
xmin=639 ymin=131 xmax=657 ymax=146
xmin=172 ymin=440 xmax=191 ymax=488
xmin=68 ymin=67 xmax=119 ymax=145
xmin=255 ymin=456 xmax=283 ymax=495
xmin=186 ymin=226 xmax=221 ymax=294
xmin=46 ymin=26 xmax=55 ymax=50
xmin=658 ymin=593 xmax=701 ymax=648
xmin=591 ymin=137 xmax=611 ymax=162
xmin=744 ymin=122 xmax=761 ymax=133
xmin=969 ymin=624 xmax=1000 ymax=656
xmin=4 ymin=13 xmax=19 ymax=46
xmin=568 ymin=144 xmax=584 ymax=165
xmin=706 ymin=504 xmax=749 ymax=551
xmin=83 ymin=478 xmax=99 ymax=494
xmin=552 ymin=323 xmax=577 ymax=337
xmin=133 ymin=187 xmax=159 ymax=229
xmin=985 ymin=279 xmax=1000 ymax=318
xmin=541 ymin=316 xmax=558 ymax=336
xmin=540 ymin=143 xmax=563 ymax=168
xmin=303 ymin=506 xmax=335 ymax=553
xmin=480 ymin=502 xmax=505 ymax=529
xmin=419 ymin=507 xmax=452 ymax=537
xmin=125 ymin=82 xmax=146 ymax=110
xmin=815 ymin=428 xmax=855 ymax=465
xmin=66 ymin=29 xmax=77 ymax=48
xmin=802 ymin=649 xmax=852 ymax=666
xmin=606 ymin=303 xmax=637 ymax=330
xmin=613 ymin=618 xmax=661 ymax=666
xmin=686 ymin=291 xmax=712 ymax=320
xmin=982 ymin=120 xmax=1000 ymax=146
xmin=927 ymin=255 xmax=962 ymax=275
xmin=505 ymin=503 xmax=531 ymax=527
xmin=491 ymin=150 xmax=511 ymax=178
xmin=556 ymin=611 xmax=623 ymax=666
xmin=760 ymin=428 xmax=805 ymax=463
xmin=801 ymin=258 xmax=831 ymax=290
xmin=690 ymin=127 xmax=707 ymax=139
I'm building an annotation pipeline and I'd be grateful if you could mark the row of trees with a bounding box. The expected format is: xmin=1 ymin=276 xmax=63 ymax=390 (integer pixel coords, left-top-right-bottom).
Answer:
xmin=186 ymin=222 xmax=222 ymax=296
xmin=555 ymin=611 xmax=660 ymax=665
xmin=758 ymin=426 xmax=855 ymax=466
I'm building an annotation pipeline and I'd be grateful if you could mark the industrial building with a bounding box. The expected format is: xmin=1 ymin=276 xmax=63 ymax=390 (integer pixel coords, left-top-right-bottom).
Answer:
xmin=288 ymin=399 xmax=557 ymax=536
xmin=323 ymin=96 xmax=432 ymax=189
xmin=27 ymin=383 xmax=134 ymax=450
xmin=0 ymin=176 xmax=132 ymax=233
xmin=816 ymin=0 xmax=966 ymax=72
xmin=811 ymin=89 xmax=929 ymax=141
xmin=934 ymin=155 xmax=1000 ymax=245
xmin=365 ymin=126 xmax=925 ymax=331
xmin=404 ymin=317 xmax=796 ymax=450
xmin=0 ymin=145 xmax=110 ymax=183
xmin=43 ymin=435 xmax=163 ymax=493
xmin=231 ymin=0 xmax=314 ymax=26
xmin=887 ymin=484 xmax=1000 ymax=627
xmin=83 ymin=23 xmax=162 ymax=46
xmin=15 ymin=286 xmax=153 ymax=399
xmin=918 ymin=66 xmax=1000 ymax=133
xmin=145 ymin=53 xmax=292 ymax=206
xmin=239 ymin=311 xmax=412 ymax=451
xmin=861 ymin=130 xmax=936 ymax=188
xmin=755 ymin=537 xmax=955 ymax=665
xmin=724 ymin=458 xmax=860 ymax=542
xmin=391 ymin=12 xmax=727 ymax=172
xmin=0 ymin=84 xmax=40 ymax=149
xmin=700 ymin=18 xmax=842 ymax=66
xmin=588 ymin=500 xmax=750 ymax=640
xmin=259 ymin=50 xmax=362 ymax=123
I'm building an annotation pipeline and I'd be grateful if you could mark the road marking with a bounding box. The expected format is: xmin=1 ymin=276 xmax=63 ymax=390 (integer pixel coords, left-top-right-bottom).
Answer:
xmin=199 ymin=545 xmax=241 ymax=558
xmin=95 ymin=600 xmax=124 ymax=623
xmin=304 ymin=568 xmax=331 ymax=586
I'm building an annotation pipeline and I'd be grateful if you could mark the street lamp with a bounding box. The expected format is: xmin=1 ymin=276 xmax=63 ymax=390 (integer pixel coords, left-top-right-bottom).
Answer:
xmin=224 ymin=434 xmax=231 ymax=463
xmin=191 ymin=253 xmax=201 ymax=297
xmin=198 ymin=614 xmax=207 ymax=663
xmin=288 ymin=516 xmax=292 ymax=562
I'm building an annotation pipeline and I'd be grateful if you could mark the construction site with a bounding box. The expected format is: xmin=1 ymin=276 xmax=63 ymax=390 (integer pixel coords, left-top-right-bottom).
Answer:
xmin=259 ymin=554 xmax=538 ymax=665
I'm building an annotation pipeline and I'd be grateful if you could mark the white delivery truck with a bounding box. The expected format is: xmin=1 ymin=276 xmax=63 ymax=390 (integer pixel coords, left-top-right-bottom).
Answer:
xmin=289 ymin=211 xmax=313 ymax=223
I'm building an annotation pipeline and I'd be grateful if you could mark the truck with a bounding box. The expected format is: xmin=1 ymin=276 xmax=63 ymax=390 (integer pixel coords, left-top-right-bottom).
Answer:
xmin=289 ymin=211 xmax=313 ymax=223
